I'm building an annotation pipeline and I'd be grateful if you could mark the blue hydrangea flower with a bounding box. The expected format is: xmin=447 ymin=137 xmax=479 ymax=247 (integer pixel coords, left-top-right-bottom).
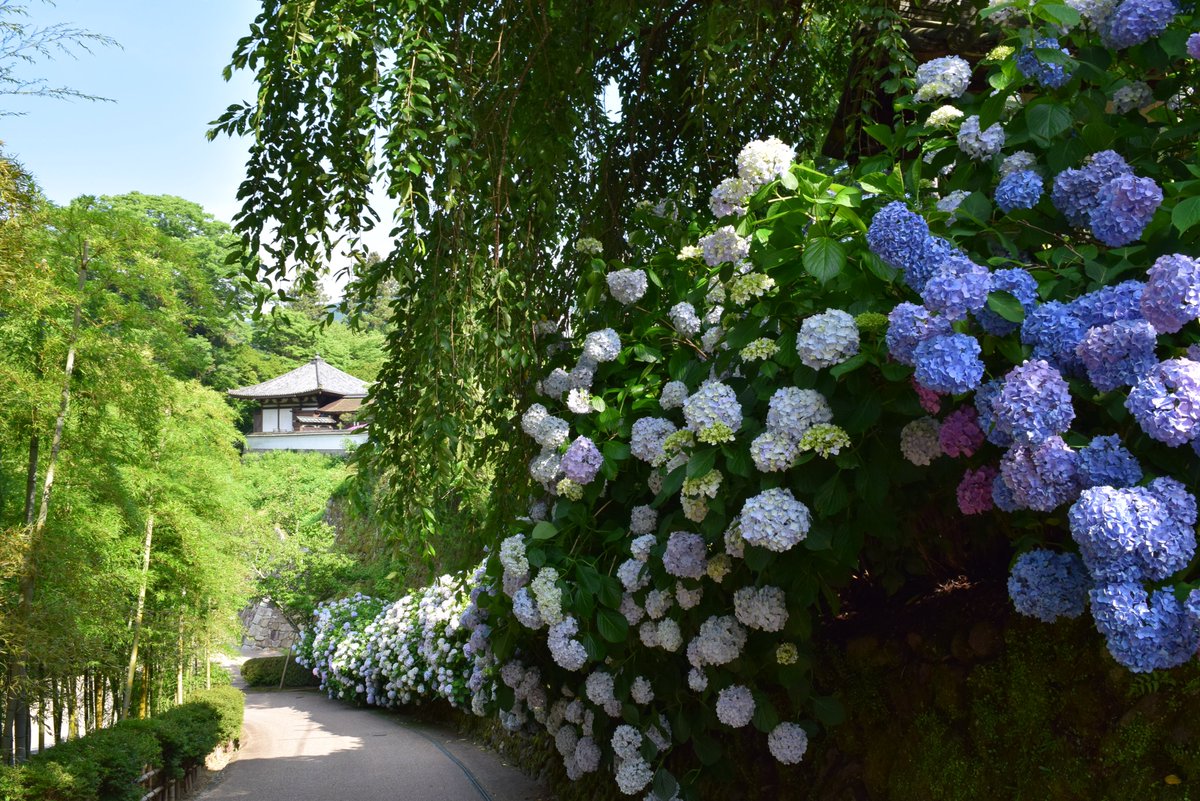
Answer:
xmin=1141 ymin=254 xmax=1200 ymax=334
xmin=975 ymin=268 xmax=1040 ymax=336
xmin=1126 ymin=358 xmax=1200 ymax=446
xmin=1016 ymin=38 xmax=1074 ymax=89
xmin=975 ymin=379 xmax=1013 ymax=447
xmin=1189 ymin=32 xmax=1200 ymax=60
xmin=1149 ymin=475 xmax=1198 ymax=531
xmin=1090 ymin=174 xmax=1162 ymax=247
xmin=1100 ymin=0 xmax=1179 ymax=49
xmin=1070 ymin=280 xmax=1145 ymax=328
xmin=1070 ymin=484 xmax=1197 ymax=582
xmin=1000 ymin=436 xmax=1081 ymax=512
xmin=993 ymin=472 xmax=1019 ymax=512
xmin=1051 ymin=151 xmax=1132 ymax=227
xmin=995 ymin=169 xmax=1045 ymax=213
xmin=867 ymin=202 xmax=930 ymax=271
xmin=1076 ymin=319 xmax=1158 ymax=392
xmin=921 ymin=255 xmax=990 ymax=320
xmin=958 ymin=115 xmax=1006 ymax=161
xmin=906 ymin=235 xmax=961 ymax=293
xmin=1021 ymin=301 xmax=1087 ymax=374
xmin=992 ymin=360 xmax=1075 ymax=444
xmin=886 ymin=302 xmax=952 ymax=366
xmin=913 ymin=333 xmax=985 ymax=394
xmin=915 ymin=56 xmax=972 ymax=101
xmin=1008 ymin=549 xmax=1090 ymax=622
xmin=1077 ymin=434 xmax=1142 ymax=489
xmin=1090 ymin=583 xmax=1200 ymax=672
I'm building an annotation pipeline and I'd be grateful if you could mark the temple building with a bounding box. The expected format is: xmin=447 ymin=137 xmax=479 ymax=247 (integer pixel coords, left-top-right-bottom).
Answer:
xmin=227 ymin=356 xmax=369 ymax=454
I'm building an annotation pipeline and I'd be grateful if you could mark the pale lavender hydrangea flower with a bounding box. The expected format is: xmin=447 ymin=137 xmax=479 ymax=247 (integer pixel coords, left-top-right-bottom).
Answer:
xmin=715 ymin=685 xmax=755 ymax=727
xmin=663 ymin=531 xmax=707 ymax=579
xmin=699 ymin=226 xmax=750 ymax=266
xmin=606 ymin=269 xmax=648 ymax=304
xmin=796 ymin=309 xmax=860 ymax=368
xmin=739 ymin=488 xmax=812 ymax=552
xmin=562 ymin=436 xmax=603 ymax=484
xmin=900 ymin=417 xmax=943 ymax=465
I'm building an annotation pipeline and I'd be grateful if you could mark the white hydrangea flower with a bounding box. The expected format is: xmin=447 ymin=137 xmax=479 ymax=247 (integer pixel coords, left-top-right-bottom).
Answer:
xmin=915 ymin=56 xmax=971 ymax=101
xmin=726 ymin=272 xmax=775 ymax=305
xmin=683 ymin=381 xmax=742 ymax=435
xmin=766 ymin=387 xmax=832 ymax=438
xmin=630 ymin=677 xmax=654 ymax=705
xmin=630 ymin=417 xmax=678 ymax=464
xmin=582 ymin=328 xmax=621 ymax=363
xmin=574 ymin=736 xmax=600 ymax=772
xmin=530 ymin=567 xmax=564 ymax=625
xmin=698 ymin=225 xmax=750 ymax=267
xmin=617 ymin=558 xmax=651 ymax=592
xmin=739 ymin=487 xmax=812 ymax=552
xmin=768 ymin=722 xmax=810 ymax=765
xmin=687 ymin=667 xmax=708 ymax=691
xmin=715 ymin=685 xmax=755 ymax=728
xmin=669 ymin=302 xmax=702 ymax=336
xmin=575 ymin=237 xmax=603 ymax=255
xmin=796 ymin=309 xmax=859 ymax=369
xmin=615 ymin=757 xmax=654 ymax=795
xmin=542 ymin=367 xmax=571 ymax=399
xmin=999 ymin=150 xmax=1037 ymax=178
xmin=1111 ymin=81 xmax=1153 ymax=114
xmin=710 ymin=175 xmax=755 ymax=218
xmin=606 ymin=268 xmax=648 ymax=304
xmin=733 ymin=585 xmax=788 ymax=631
xmin=638 ymin=620 xmax=659 ymax=648
xmin=675 ymin=582 xmax=703 ymax=610
xmin=644 ymin=588 xmax=673 ymax=620
xmin=926 ymin=105 xmax=965 ymax=127
xmin=548 ymin=617 xmax=588 ymax=671
xmin=529 ymin=449 xmax=562 ymax=484
xmin=659 ymin=381 xmax=689 ymax=410
xmin=521 ymin=403 xmax=549 ymax=438
xmin=677 ymin=245 xmax=702 ymax=260
xmin=688 ymin=615 xmax=747 ymax=667
xmin=511 ymin=587 xmax=544 ymax=629
xmin=585 ymin=671 xmax=615 ymax=707
xmin=958 ymin=115 xmax=1005 ymax=160
xmin=630 ymin=533 xmax=657 ymax=561
xmin=750 ymin=429 xmax=799 ymax=472
xmin=740 ymin=337 xmax=779 ymax=361
xmin=611 ymin=724 xmax=643 ymax=759
xmin=700 ymin=327 xmax=725 ymax=354
xmin=900 ymin=416 xmax=943 ymax=466
xmin=736 ymin=136 xmax=796 ymax=187
xmin=630 ymin=505 xmax=657 ymax=536
xmin=566 ymin=387 xmax=592 ymax=415
xmin=656 ymin=619 xmax=682 ymax=652
xmin=620 ymin=593 xmax=645 ymax=626
xmin=936 ymin=189 xmax=972 ymax=222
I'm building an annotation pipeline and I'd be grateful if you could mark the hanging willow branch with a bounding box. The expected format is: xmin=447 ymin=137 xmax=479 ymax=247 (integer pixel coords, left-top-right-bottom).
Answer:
xmin=211 ymin=0 xmax=872 ymax=563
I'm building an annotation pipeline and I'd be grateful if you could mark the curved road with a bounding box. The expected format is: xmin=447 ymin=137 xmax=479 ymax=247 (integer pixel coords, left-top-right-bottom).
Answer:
xmin=196 ymin=689 xmax=550 ymax=801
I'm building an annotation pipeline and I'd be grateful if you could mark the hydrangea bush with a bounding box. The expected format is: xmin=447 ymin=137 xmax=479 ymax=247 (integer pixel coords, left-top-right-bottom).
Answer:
xmin=295 ymin=1 xmax=1200 ymax=795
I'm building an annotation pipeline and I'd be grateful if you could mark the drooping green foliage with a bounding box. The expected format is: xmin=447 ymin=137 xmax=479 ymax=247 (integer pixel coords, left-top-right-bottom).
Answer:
xmin=211 ymin=0 xmax=874 ymax=561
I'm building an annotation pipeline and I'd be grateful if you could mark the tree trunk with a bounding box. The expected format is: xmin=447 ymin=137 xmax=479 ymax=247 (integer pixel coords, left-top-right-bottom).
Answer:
xmin=121 ymin=512 xmax=153 ymax=719
xmin=2 ymin=679 xmax=12 ymax=766
xmin=13 ymin=244 xmax=88 ymax=762
xmin=176 ymin=614 xmax=184 ymax=705
xmin=138 ymin=657 xmax=150 ymax=719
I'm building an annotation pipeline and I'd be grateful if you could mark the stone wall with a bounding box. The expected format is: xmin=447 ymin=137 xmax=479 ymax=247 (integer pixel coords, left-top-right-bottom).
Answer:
xmin=239 ymin=599 xmax=297 ymax=650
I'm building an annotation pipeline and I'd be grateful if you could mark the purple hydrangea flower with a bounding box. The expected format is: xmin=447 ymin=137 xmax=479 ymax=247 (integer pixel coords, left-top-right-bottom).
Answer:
xmin=958 ymin=465 xmax=999 ymax=515
xmin=1015 ymin=38 xmax=1074 ymax=89
xmin=886 ymin=302 xmax=953 ymax=366
xmin=1070 ymin=484 xmax=1197 ymax=582
xmin=1125 ymin=358 xmax=1200 ymax=445
xmin=1189 ymin=32 xmax=1200 ymax=59
xmin=958 ymin=115 xmax=1006 ymax=161
xmin=992 ymin=360 xmax=1075 ymax=444
xmin=913 ymin=333 xmax=985 ymax=394
xmin=921 ymin=255 xmax=991 ymax=320
xmin=1070 ymin=280 xmax=1145 ymax=328
xmin=562 ymin=436 xmax=604 ymax=484
xmin=1051 ymin=151 xmax=1132 ymax=227
xmin=1008 ymin=549 xmax=1090 ymax=622
xmin=1021 ymin=301 xmax=1087 ymax=374
xmin=1077 ymin=434 xmax=1142 ymax=489
xmin=975 ymin=267 xmax=1039 ymax=336
xmin=975 ymin=378 xmax=1013 ymax=447
xmin=995 ymin=169 xmax=1045 ymax=212
xmin=1090 ymin=174 xmax=1162 ymax=247
xmin=1000 ymin=436 xmax=1081 ymax=512
xmin=913 ymin=377 xmax=942 ymax=414
xmin=1141 ymin=254 xmax=1200 ymax=334
xmin=1090 ymin=583 xmax=1200 ymax=672
xmin=939 ymin=406 xmax=985 ymax=457
xmin=1076 ymin=319 xmax=1158 ymax=392
xmin=1100 ymin=0 xmax=1179 ymax=49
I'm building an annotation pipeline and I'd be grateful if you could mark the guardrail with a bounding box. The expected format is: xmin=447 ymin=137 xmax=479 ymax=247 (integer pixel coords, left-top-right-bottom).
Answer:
xmin=136 ymin=761 xmax=202 ymax=801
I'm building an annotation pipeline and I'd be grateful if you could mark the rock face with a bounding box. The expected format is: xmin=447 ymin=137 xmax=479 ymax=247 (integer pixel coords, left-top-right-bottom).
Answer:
xmin=240 ymin=599 xmax=297 ymax=650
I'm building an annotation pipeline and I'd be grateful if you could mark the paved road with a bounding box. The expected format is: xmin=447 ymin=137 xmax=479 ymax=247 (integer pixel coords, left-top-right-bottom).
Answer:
xmin=196 ymin=689 xmax=550 ymax=801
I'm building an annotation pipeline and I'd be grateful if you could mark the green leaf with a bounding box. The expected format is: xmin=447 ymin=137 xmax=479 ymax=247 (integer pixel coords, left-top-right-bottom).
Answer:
xmin=986 ymin=290 xmax=1025 ymax=323
xmin=812 ymin=695 xmax=845 ymax=726
xmin=752 ymin=698 xmax=780 ymax=733
xmin=531 ymin=521 xmax=558 ymax=540
xmin=1025 ymin=101 xmax=1073 ymax=145
xmin=829 ymin=353 xmax=869 ymax=378
xmin=687 ymin=447 xmax=718 ymax=478
xmin=651 ymin=770 xmax=679 ymax=801
xmin=596 ymin=607 xmax=628 ymax=643
xmin=1037 ymin=2 xmax=1081 ymax=27
xmin=1172 ymin=196 xmax=1200 ymax=233
xmin=802 ymin=237 xmax=846 ymax=283
xmin=779 ymin=171 xmax=799 ymax=191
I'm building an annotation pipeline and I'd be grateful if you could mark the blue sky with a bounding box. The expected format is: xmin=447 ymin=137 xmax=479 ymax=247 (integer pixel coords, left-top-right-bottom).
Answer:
xmin=1 ymin=0 xmax=259 ymax=225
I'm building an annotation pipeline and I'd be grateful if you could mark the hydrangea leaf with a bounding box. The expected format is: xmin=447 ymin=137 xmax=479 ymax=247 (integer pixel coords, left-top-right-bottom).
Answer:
xmin=986 ymin=290 xmax=1026 ymax=323
xmin=596 ymin=607 xmax=628 ymax=643
xmin=531 ymin=521 xmax=558 ymax=540
xmin=1025 ymin=101 xmax=1073 ymax=145
xmin=802 ymin=237 xmax=846 ymax=283
xmin=651 ymin=769 xmax=679 ymax=800
xmin=1170 ymin=196 xmax=1200 ymax=233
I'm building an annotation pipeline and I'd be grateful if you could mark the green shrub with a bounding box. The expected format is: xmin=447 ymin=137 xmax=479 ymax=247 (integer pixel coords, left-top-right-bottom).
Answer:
xmin=186 ymin=686 xmax=244 ymax=745
xmin=241 ymin=655 xmax=319 ymax=688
